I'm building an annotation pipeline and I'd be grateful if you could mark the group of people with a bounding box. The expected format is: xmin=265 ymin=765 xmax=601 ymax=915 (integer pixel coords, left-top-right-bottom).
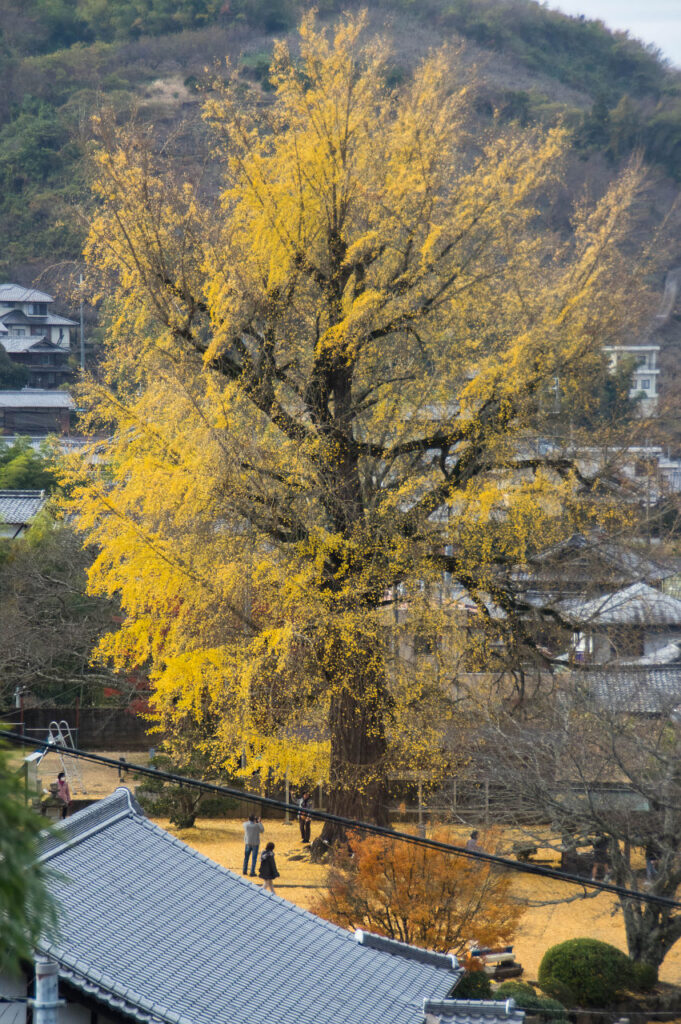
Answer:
xmin=242 ymin=790 xmax=315 ymax=894
xmin=243 ymin=815 xmax=279 ymax=891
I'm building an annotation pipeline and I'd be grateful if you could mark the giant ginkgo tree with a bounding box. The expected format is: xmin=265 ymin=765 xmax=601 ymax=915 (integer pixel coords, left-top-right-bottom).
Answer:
xmin=67 ymin=12 xmax=657 ymax=837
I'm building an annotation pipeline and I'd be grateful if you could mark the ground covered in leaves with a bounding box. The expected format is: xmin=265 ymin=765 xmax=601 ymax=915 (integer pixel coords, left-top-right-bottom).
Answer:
xmin=30 ymin=750 xmax=681 ymax=983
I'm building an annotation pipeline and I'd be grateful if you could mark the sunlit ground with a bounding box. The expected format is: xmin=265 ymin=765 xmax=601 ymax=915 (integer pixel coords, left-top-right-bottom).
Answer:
xmin=23 ymin=748 xmax=681 ymax=985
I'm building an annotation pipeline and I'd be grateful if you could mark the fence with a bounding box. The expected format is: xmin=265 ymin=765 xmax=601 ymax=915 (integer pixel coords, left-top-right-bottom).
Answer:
xmin=387 ymin=775 xmax=548 ymax=826
xmin=1 ymin=706 xmax=153 ymax=751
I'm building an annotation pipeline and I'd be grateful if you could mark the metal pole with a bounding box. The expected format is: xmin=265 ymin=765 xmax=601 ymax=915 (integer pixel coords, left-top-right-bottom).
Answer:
xmin=30 ymin=958 xmax=64 ymax=1024
xmin=79 ymin=274 xmax=85 ymax=371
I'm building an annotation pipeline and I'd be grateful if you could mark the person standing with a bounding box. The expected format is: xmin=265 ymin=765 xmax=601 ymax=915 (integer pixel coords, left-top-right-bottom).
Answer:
xmin=298 ymin=790 xmax=312 ymax=844
xmin=56 ymin=771 xmax=71 ymax=819
xmin=465 ymin=830 xmax=483 ymax=853
xmin=591 ymin=834 xmax=610 ymax=881
xmin=243 ymin=814 xmax=264 ymax=877
xmin=645 ymin=839 xmax=661 ymax=881
xmin=258 ymin=841 xmax=280 ymax=893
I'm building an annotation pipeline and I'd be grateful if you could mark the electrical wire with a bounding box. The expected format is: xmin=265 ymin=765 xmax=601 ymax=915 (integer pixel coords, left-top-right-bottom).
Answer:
xmin=5 ymin=729 xmax=681 ymax=910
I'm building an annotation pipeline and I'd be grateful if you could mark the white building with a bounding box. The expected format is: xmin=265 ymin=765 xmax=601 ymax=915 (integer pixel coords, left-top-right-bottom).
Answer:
xmin=603 ymin=343 xmax=660 ymax=416
xmin=0 ymin=283 xmax=77 ymax=389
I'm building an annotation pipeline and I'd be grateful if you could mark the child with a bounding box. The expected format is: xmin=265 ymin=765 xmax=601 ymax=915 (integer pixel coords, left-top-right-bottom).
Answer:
xmin=258 ymin=841 xmax=280 ymax=894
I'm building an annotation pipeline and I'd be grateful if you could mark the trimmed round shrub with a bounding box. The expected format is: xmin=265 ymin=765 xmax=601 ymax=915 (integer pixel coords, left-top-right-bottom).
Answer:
xmin=455 ymin=971 xmax=493 ymax=999
xmin=539 ymin=976 xmax=574 ymax=1007
xmin=633 ymin=961 xmax=658 ymax=992
xmin=495 ymin=982 xmax=539 ymax=1002
xmin=539 ymin=939 xmax=635 ymax=1008
xmin=495 ymin=982 xmax=566 ymax=1020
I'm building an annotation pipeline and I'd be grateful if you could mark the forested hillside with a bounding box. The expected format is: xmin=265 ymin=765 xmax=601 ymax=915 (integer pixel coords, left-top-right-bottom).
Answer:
xmin=1 ymin=0 xmax=681 ymax=282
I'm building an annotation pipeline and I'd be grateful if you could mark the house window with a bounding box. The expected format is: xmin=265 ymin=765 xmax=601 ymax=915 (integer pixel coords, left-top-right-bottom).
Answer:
xmin=641 ymin=379 xmax=650 ymax=389
xmin=30 ymin=303 xmax=47 ymax=315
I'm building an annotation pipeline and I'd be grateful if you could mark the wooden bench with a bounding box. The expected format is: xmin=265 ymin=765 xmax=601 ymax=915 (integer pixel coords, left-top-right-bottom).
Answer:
xmin=469 ymin=946 xmax=524 ymax=980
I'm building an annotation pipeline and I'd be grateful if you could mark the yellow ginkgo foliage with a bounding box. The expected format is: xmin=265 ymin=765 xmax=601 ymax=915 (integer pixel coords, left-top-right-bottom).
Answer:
xmin=66 ymin=12 xmax=657 ymax=839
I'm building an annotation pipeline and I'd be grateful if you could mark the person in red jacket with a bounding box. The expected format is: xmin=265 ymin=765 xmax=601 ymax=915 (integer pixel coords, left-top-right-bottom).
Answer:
xmin=56 ymin=771 xmax=71 ymax=819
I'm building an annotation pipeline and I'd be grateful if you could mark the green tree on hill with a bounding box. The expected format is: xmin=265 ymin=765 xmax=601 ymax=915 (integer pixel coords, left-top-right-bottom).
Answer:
xmin=0 ymin=439 xmax=58 ymax=491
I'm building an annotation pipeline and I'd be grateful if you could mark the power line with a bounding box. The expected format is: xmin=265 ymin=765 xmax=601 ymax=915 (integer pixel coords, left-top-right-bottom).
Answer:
xmin=5 ymin=729 xmax=681 ymax=910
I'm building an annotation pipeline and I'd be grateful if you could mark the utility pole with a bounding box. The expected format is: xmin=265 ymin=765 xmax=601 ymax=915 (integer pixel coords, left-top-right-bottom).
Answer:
xmin=29 ymin=958 xmax=64 ymax=1024
xmin=79 ymin=273 xmax=85 ymax=371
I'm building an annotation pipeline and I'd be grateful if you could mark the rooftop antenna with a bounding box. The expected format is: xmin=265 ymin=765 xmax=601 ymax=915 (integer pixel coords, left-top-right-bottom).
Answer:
xmin=79 ymin=272 xmax=85 ymax=371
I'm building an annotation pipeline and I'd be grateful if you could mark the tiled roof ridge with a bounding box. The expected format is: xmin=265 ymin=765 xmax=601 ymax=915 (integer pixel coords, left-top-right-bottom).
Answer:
xmin=355 ymin=930 xmax=459 ymax=970
xmin=43 ymin=789 xmax=371 ymax=950
xmin=575 ymin=664 xmax=681 ymax=674
xmin=39 ymin=788 xmax=142 ymax=861
xmin=424 ymin=998 xmax=522 ymax=1019
xmin=0 ymin=488 xmax=45 ymax=498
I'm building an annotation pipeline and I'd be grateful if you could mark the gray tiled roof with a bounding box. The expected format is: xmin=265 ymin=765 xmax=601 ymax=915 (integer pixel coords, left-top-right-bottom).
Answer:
xmin=585 ymin=667 xmax=681 ymax=714
xmin=42 ymin=313 xmax=77 ymax=326
xmin=0 ymin=489 xmax=46 ymax=525
xmin=37 ymin=790 xmax=474 ymax=1024
xmin=0 ymin=389 xmax=74 ymax=408
xmin=561 ymin=583 xmax=681 ymax=626
xmin=1 ymin=337 xmax=48 ymax=353
xmin=0 ymin=283 xmax=53 ymax=303
xmin=424 ymin=998 xmax=525 ymax=1024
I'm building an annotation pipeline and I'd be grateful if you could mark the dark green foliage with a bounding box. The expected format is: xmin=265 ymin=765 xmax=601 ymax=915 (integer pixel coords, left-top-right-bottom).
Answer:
xmin=0 ymin=738 xmax=59 ymax=976
xmin=0 ymin=516 xmax=124 ymax=707
xmin=0 ymin=95 xmax=86 ymax=270
xmin=0 ymin=0 xmax=678 ymax=270
xmin=0 ymin=348 xmax=30 ymax=390
xmin=388 ymin=0 xmax=665 ymax=99
xmin=632 ymin=961 xmax=658 ymax=992
xmin=538 ymin=939 xmax=635 ymax=1008
xmin=136 ymin=752 xmax=239 ymax=827
xmin=454 ymin=971 xmax=493 ymax=999
xmin=494 ymin=981 xmax=566 ymax=1020
xmin=0 ymin=438 xmax=58 ymax=490
xmin=495 ymin=981 xmax=537 ymax=999
xmin=577 ymin=91 xmax=681 ymax=181
xmin=239 ymin=50 xmax=276 ymax=90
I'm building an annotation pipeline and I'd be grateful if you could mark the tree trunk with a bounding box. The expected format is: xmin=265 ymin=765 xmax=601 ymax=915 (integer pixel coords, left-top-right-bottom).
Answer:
xmin=620 ymin=895 xmax=681 ymax=969
xmin=317 ymin=648 xmax=392 ymax=848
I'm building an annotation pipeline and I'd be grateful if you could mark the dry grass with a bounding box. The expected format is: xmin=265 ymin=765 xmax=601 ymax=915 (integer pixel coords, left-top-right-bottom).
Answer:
xmin=24 ymin=751 xmax=681 ymax=983
xmin=155 ymin=816 xmax=681 ymax=985
xmin=19 ymin=748 xmax=148 ymax=797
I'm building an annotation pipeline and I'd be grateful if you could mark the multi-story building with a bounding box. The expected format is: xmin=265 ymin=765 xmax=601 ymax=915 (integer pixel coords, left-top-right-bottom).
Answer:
xmin=603 ymin=342 xmax=660 ymax=416
xmin=0 ymin=283 xmax=77 ymax=389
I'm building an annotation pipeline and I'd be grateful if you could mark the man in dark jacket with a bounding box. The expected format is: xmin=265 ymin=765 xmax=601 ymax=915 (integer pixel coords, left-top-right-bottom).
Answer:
xmin=298 ymin=791 xmax=312 ymax=844
xmin=258 ymin=841 xmax=280 ymax=893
